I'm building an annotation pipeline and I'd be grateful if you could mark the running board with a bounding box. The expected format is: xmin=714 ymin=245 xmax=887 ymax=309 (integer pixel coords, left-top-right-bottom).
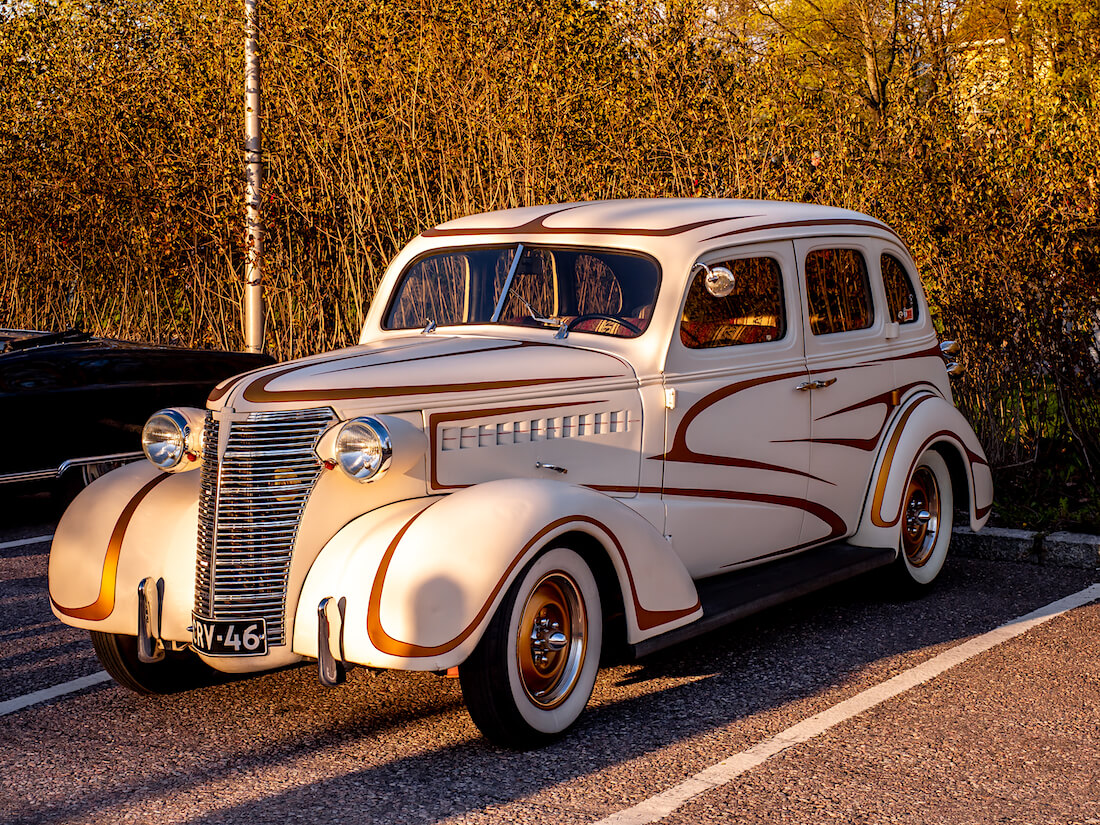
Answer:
xmin=630 ymin=543 xmax=896 ymax=658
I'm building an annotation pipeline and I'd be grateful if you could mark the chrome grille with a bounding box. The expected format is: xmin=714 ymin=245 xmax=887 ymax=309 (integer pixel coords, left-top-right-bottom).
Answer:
xmin=194 ymin=413 xmax=220 ymax=618
xmin=194 ymin=407 xmax=335 ymax=646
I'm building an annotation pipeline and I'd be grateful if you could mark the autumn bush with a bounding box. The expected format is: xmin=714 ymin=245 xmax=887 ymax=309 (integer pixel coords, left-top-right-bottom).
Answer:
xmin=1 ymin=0 xmax=1097 ymax=528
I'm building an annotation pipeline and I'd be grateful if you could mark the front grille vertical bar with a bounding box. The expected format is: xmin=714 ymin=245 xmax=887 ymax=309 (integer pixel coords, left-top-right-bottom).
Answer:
xmin=196 ymin=407 xmax=334 ymax=647
xmin=195 ymin=413 xmax=221 ymax=619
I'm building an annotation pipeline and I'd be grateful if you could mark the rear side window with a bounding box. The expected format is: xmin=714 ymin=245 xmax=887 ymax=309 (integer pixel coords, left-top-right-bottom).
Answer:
xmin=882 ymin=253 xmax=919 ymax=324
xmin=805 ymin=248 xmax=873 ymax=335
xmin=680 ymin=256 xmax=786 ymax=348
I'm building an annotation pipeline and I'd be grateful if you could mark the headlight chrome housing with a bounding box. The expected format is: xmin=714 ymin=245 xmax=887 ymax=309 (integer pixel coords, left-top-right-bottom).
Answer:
xmin=333 ymin=417 xmax=393 ymax=482
xmin=142 ymin=408 xmax=206 ymax=472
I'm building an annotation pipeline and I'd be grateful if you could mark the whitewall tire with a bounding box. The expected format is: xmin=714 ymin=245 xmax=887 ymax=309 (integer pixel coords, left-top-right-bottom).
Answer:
xmin=896 ymin=450 xmax=954 ymax=587
xmin=460 ymin=546 xmax=602 ymax=749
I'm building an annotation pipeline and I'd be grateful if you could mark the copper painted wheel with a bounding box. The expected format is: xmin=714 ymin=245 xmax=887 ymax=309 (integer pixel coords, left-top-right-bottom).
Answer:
xmin=895 ymin=451 xmax=954 ymax=588
xmin=459 ymin=546 xmax=602 ymax=748
xmin=516 ymin=572 xmax=587 ymax=709
xmin=902 ymin=466 xmax=940 ymax=568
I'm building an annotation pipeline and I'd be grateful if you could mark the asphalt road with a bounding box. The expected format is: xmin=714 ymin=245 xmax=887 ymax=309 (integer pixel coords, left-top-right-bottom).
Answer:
xmin=2 ymin=490 xmax=1098 ymax=825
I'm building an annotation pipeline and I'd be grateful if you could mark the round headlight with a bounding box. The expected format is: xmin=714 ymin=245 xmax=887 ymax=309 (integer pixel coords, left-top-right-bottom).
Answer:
xmin=335 ymin=417 xmax=392 ymax=482
xmin=142 ymin=409 xmax=202 ymax=471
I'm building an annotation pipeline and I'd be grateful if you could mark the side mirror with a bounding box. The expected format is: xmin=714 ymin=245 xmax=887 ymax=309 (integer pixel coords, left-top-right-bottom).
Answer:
xmin=692 ymin=262 xmax=736 ymax=298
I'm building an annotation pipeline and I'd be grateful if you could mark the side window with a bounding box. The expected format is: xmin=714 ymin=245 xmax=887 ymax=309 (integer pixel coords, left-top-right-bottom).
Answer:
xmin=881 ymin=253 xmax=919 ymax=324
xmin=680 ymin=256 xmax=785 ymax=349
xmin=805 ymin=248 xmax=873 ymax=335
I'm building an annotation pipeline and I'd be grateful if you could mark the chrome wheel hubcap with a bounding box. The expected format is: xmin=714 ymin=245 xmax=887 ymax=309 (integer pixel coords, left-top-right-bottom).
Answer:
xmin=517 ymin=572 xmax=586 ymax=709
xmin=903 ymin=467 xmax=940 ymax=567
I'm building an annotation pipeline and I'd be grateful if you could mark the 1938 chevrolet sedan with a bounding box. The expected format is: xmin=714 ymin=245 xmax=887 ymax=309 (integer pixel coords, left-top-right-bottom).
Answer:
xmin=49 ymin=199 xmax=992 ymax=747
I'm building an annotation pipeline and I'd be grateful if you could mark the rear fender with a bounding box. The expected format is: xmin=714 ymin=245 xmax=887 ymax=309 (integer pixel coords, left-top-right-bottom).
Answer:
xmin=850 ymin=393 xmax=993 ymax=548
xmin=293 ymin=479 xmax=701 ymax=672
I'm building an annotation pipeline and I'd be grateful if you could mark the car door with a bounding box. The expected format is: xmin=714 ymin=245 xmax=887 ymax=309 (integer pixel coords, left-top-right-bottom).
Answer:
xmin=661 ymin=241 xmax=813 ymax=578
xmin=795 ymin=237 xmax=897 ymax=547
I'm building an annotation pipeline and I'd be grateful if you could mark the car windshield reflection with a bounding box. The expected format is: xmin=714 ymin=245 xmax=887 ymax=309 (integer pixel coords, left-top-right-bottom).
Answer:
xmin=383 ymin=244 xmax=660 ymax=339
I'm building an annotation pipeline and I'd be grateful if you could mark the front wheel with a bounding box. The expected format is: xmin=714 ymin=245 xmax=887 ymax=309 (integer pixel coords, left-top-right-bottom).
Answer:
xmin=91 ymin=631 xmax=217 ymax=694
xmin=459 ymin=547 xmax=602 ymax=749
xmin=895 ymin=450 xmax=954 ymax=588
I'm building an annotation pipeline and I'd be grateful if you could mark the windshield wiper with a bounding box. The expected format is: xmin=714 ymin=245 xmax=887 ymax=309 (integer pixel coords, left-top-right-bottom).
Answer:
xmin=490 ymin=243 xmax=525 ymax=322
xmin=488 ymin=243 xmax=566 ymax=335
xmin=510 ymin=291 xmax=562 ymax=332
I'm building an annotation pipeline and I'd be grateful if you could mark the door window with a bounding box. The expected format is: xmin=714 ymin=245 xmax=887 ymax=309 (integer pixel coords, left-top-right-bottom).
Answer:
xmin=805 ymin=248 xmax=873 ymax=335
xmin=679 ymin=256 xmax=786 ymax=348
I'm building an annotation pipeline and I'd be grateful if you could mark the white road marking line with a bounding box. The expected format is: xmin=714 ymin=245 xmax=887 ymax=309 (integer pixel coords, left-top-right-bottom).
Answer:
xmin=0 ymin=533 xmax=54 ymax=550
xmin=0 ymin=672 xmax=113 ymax=716
xmin=595 ymin=583 xmax=1100 ymax=825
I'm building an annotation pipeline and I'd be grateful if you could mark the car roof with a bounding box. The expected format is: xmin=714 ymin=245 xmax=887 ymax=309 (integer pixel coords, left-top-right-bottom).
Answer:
xmin=420 ymin=199 xmax=898 ymax=246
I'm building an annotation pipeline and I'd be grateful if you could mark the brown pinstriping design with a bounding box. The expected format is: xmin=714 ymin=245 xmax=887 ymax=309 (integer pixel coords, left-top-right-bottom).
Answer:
xmin=51 ymin=473 xmax=171 ymax=620
xmin=775 ymin=381 xmax=941 ymax=453
xmin=654 ymin=345 xmax=944 ymax=477
xmin=245 ymin=373 xmax=616 ymax=404
xmin=654 ymin=370 xmax=829 ymax=482
xmin=366 ymin=508 xmax=701 ymax=657
xmin=421 ymin=205 xmax=763 ymax=239
xmin=868 ymin=397 xmax=991 ymax=529
xmin=592 ymin=484 xmax=848 ymax=564
xmin=860 ymin=343 xmax=944 ymax=366
xmin=428 ymin=400 xmax=612 ymax=490
xmin=703 ymin=217 xmax=900 ymax=244
xmin=241 ymin=341 xmax=625 ymax=404
xmin=208 ymin=373 xmax=248 ymax=404
xmin=324 ymin=340 xmax=543 ymax=375
xmin=869 ymin=396 xmax=934 ymax=528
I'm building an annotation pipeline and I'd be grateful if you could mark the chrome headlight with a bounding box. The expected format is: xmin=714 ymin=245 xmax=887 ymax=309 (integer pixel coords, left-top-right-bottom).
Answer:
xmin=142 ymin=408 xmax=205 ymax=472
xmin=334 ymin=417 xmax=392 ymax=482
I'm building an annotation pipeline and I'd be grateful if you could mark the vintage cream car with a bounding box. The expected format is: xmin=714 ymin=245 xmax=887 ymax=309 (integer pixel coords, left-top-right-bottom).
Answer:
xmin=49 ymin=199 xmax=992 ymax=747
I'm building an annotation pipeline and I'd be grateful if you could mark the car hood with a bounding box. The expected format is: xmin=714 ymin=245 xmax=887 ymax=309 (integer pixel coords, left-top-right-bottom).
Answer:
xmin=212 ymin=335 xmax=637 ymax=415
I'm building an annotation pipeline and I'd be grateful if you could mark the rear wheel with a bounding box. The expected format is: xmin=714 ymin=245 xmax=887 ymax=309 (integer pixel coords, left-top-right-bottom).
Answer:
xmin=460 ymin=547 xmax=602 ymax=749
xmin=895 ymin=450 xmax=953 ymax=588
xmin=91 ymin=631 xmax=216 ymax=694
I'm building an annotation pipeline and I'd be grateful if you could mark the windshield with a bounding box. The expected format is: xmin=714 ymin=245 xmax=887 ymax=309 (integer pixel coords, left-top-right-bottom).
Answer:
xmin=383 ymin=245 xmax=660 ymax=339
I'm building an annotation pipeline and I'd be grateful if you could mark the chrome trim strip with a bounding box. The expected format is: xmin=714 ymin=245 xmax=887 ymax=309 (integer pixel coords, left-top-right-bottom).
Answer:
xmin=0 ymin=451 xmax=145 ymax=485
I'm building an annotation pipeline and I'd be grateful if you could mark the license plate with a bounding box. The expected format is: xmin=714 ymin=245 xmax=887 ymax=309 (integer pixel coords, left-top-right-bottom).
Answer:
xmin=191 ymin=614 xmax=267 ymax=656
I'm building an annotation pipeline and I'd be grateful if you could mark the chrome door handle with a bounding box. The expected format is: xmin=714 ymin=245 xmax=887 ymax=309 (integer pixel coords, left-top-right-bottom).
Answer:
xmin=796 ymin=378 xmax=837 ymax=391
xmin=535 ymin=461 xmax=568 ymax=474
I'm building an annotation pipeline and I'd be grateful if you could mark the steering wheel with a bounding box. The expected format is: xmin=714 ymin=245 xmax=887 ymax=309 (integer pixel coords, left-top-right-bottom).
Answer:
xmin=565 ymin=313 xmax=643 ymax=335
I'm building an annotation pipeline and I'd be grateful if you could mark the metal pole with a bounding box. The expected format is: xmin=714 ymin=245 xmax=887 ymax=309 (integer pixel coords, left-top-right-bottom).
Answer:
xmin=242 ymin=0 xmax=265 ymax=353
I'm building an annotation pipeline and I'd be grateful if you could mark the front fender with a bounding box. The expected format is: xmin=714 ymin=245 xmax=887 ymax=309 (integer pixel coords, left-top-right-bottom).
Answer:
xmin=850 ymin=392 xmax=993 ymax=548
xmin=48 ymin=460 xmax=200 ymax=642
xmin=293 ymin=479 xmax=701 ymax=672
